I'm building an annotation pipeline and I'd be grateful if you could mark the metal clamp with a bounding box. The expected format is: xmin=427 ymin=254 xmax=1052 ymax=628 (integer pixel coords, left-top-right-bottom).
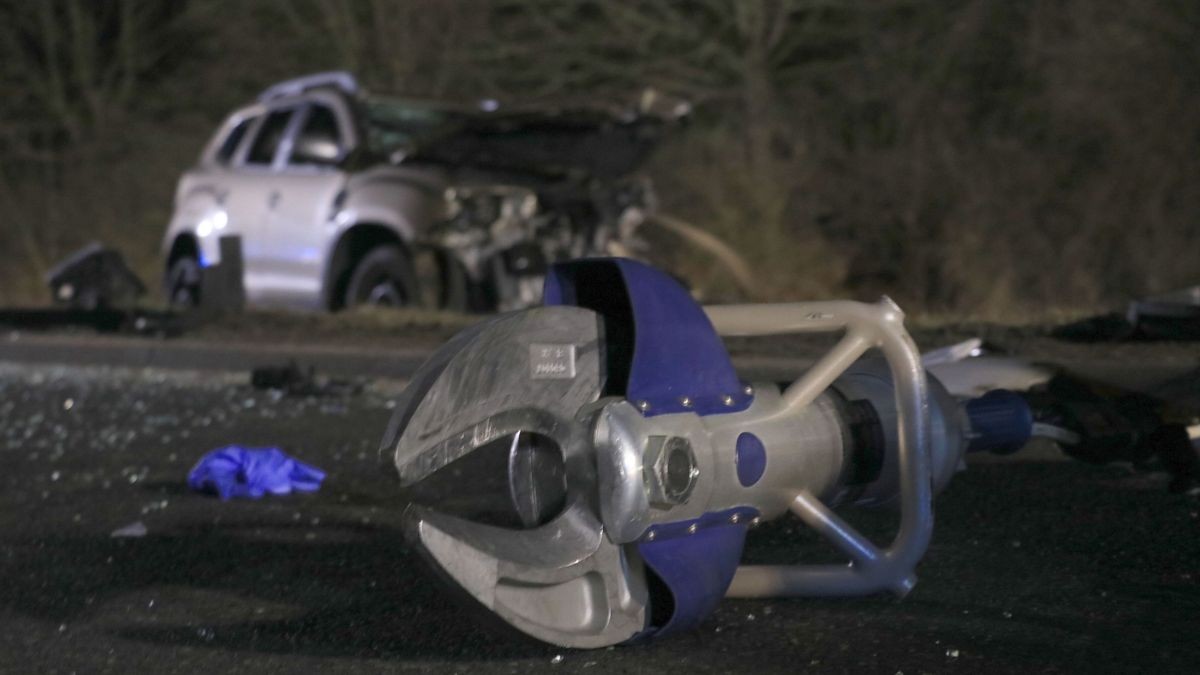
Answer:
xmin=704 ymin=298 xmax=933 ymax=598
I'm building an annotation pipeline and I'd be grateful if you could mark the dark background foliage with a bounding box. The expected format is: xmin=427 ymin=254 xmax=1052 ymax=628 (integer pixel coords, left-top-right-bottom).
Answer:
xmin=1 ymin=0 xmax=1196 ymax=315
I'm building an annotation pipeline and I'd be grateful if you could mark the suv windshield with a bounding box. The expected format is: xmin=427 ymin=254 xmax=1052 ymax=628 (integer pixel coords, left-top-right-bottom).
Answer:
xmin=361 ymin=94 xmax=668 ymax=178
xmin=363 ymin=97 xmax=470 ymax=157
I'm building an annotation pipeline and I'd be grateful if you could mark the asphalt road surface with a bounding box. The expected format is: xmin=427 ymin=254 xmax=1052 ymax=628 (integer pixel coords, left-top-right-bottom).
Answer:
xmin=1 ymin=360 xmax=1196 ymax=674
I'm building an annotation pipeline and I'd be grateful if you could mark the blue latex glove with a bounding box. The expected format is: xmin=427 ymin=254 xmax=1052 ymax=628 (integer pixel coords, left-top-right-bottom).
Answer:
xmin=187 ymin=446 xmax=326 ymax=500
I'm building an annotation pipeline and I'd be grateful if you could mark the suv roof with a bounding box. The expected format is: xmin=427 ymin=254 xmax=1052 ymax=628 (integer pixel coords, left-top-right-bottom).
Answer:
xmin=258 ymin=71 xmax=359 ymax=102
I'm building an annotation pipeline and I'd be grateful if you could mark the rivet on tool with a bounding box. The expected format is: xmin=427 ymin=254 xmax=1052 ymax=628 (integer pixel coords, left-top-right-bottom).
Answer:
xmin=636 ymin=400 xmax=651 ymax=412
xmin=751 ymin=517 xmax=762 ymax=527
xmin=721 ymin=394 xmax=735 ymax=406
xmin=646 ymin=529 xmax=657 ymax=541
xmin=687 ymin=523 xmax=698 ymax=534
xmin=730 ymin=514 xmax=740 ymax=524
xmin=679 ymin=396 xmax=693 ymax=408
xmin=743 ymin=385 xmax=754 ymax=396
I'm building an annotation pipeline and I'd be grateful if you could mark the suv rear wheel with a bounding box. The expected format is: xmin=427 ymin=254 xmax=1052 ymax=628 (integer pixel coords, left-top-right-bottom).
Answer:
xmin=344 ymin=245 xmax=419 ymax=308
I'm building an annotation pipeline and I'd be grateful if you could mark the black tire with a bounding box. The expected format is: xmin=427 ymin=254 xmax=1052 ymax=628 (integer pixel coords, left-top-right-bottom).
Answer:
xmin=411 ymin=247 xmax=478 ymax=312
xmin=344 ymin=245 xmax=419 ymax=308
xmin=437 ymin=251 xmax=473 ymax=313
xmin=166 ymin=256 xmax=201 ymax=309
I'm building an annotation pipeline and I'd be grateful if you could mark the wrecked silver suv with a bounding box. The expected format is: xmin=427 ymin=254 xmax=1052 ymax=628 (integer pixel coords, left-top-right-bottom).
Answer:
xmin=162 ymin=72 xmax=684 ymax=312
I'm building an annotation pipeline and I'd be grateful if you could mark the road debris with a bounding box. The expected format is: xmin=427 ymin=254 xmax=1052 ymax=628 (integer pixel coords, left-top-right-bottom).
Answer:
xmin=250 ymin=361 xmax=362 ymax=398
xmin=110 ymin=521 xmax=148 ymax=538
xmin=1054 ymin=284 xmax=1200 ymax=341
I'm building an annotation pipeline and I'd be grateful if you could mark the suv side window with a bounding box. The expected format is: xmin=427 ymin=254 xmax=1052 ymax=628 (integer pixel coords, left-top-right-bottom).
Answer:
xmin=245 ymin=109 xmax=294 ymax=166
xmin=215 ymin=117 xmax=254 ymax=165
xmin=289 ymin=105 xmax=344 ymax=167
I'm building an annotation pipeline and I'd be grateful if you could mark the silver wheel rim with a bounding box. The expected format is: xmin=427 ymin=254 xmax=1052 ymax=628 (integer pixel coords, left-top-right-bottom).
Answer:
xmin=366 ymin=280 xmax=404 ymax=306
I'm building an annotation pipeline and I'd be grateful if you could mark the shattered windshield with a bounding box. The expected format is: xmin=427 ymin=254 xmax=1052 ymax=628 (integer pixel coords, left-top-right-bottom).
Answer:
xmin=363 ymin=96 xmax=469 ymax=156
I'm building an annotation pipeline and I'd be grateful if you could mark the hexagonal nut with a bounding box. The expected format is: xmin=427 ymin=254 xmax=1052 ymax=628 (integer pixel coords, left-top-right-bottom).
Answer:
xmin=642 ymin=436 xmax=699 ymax=509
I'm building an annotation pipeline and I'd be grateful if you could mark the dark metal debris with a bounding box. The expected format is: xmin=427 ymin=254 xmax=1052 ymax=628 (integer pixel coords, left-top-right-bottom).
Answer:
xmin=250 ymin=360 xmax=363 ymax=397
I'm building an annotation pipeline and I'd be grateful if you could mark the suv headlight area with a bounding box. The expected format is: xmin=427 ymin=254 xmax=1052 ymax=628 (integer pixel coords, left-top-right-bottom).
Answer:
xmin=443 ymin=186 xmax=539 ymax=229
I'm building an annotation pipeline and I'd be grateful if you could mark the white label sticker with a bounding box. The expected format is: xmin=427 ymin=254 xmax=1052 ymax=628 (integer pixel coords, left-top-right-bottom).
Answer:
xmin=530 ymin=343 xmax=576 ymax=379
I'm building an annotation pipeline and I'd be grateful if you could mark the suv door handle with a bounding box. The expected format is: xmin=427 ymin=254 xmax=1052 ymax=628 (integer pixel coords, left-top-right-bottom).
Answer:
xmin=267 ymin=190 xmax=281 ymax=209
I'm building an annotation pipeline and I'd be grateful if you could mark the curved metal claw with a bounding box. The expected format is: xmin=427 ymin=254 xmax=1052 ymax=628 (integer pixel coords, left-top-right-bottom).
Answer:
xmin=405 ymin=501 xmax=647 ymax=648
xmin=383 ymin=306 xmax=650 ymax=647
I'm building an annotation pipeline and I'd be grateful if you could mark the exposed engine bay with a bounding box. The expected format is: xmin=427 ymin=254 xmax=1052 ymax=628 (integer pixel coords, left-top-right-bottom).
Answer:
xmin=361 ymin=90 xmax=685 ymax=311
xmin=430 ymin=178 xmax=656 ymax=311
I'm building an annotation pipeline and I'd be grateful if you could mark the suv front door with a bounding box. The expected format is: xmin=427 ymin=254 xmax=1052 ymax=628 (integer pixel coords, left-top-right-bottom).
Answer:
xmin=230 ymin=105 xmax=301 ymax=305
xmin=260 ymin=100 xmax=351 ymax=309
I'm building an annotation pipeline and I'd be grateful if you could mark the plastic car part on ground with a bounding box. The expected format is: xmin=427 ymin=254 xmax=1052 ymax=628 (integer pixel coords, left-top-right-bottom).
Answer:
xmin=45 ymin=242 xmax=146 ymax=311
xmin=1052 ymin=284 xmax=1200 ymax=341
xmin=0 ymin=240 xmax=179 ymax=337
xmin=1126 ymin=285 xmax=1200 ymax=340
xmin=187 ymin=446 xmax=326 ymax=500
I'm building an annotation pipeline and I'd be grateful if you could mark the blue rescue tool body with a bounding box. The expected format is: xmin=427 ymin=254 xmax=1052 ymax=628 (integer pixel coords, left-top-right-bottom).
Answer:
xmin=546 ymin=258 xmax=758 ymax=637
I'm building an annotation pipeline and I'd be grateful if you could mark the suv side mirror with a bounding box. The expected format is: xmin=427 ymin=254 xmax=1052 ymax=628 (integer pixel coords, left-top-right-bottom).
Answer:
xmin=292 ymin=137 xmax=345 ymax=167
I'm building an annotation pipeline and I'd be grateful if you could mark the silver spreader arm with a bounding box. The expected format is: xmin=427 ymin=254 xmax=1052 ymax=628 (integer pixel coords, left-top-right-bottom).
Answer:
xmin=704 ymin=298 xmax=933 ymax=598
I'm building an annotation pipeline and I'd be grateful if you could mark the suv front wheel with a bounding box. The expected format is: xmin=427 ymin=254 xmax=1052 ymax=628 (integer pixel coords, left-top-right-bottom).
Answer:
xmin=344 ymin=245 xmax=419 ymax=308
xmin=166 ymin=255 xmax=202 ymax=308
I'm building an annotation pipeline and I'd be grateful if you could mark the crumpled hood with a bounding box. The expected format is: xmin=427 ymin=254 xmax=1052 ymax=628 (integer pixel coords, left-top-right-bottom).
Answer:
xmin=408 ymin=108 xmax=675 ymax=180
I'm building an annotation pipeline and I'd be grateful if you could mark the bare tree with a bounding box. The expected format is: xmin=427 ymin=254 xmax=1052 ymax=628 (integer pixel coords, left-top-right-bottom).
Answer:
xmin=482 ymin=1 xmax=860 ymax=175
xmin=0 ymin=0 xmax=186 ymax=156
xmin=270 ymin=0 xmax=492 ymax=98
xmin=468 ymin=1 xmax=864 ymax=298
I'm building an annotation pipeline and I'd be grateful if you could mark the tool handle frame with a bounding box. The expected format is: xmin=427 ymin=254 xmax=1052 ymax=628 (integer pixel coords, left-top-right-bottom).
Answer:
xmin=705 ymin=298 xmax=933 ymax=597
